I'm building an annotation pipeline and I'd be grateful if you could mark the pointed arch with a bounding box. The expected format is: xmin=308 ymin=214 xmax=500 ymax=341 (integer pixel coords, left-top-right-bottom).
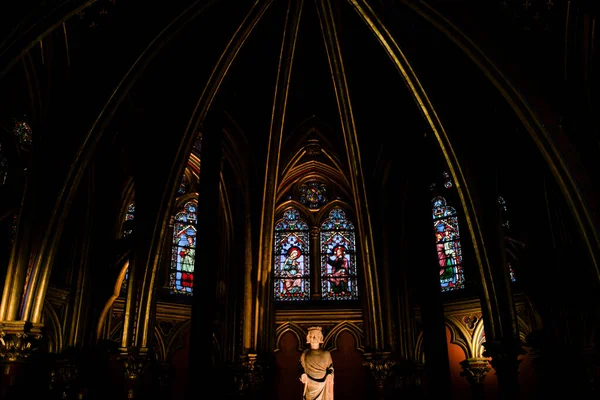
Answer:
xmin=325 ymin=321 xmax=365 ymax=353
xmin=275 ymin=322 xmax=308 ymax=352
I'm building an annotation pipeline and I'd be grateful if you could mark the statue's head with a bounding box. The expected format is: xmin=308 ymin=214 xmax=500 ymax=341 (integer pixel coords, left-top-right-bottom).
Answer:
xmin=306 ymin=326 xmax=324 ymax=344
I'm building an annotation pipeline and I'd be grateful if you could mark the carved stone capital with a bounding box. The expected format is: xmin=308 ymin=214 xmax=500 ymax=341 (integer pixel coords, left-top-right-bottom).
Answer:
xmin=49 ymin=360 xmax=79 ymax=397
xmin=362 ymin=352 xmax=397 ymax=389
xmin=460 ymin=358 xmax=491 ymax=385
xmin=234 ymin=353 xmax=265 ymax=394
xmin=120 ymin=355 xmax=149 ymax=380
xmin=0 ymin=321 xmax=43 ymax=362
xmin=482 ymin=339 xmax=524 ymax=376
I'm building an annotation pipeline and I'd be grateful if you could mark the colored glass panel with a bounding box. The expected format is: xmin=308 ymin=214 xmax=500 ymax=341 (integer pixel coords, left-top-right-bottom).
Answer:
xmin=299 ymin=181 xmax=328 ymax=209
xmin=170 ymin=201 xmax=197 ymax=295
xmin=432 ymin=196 xmax=465 ymax=292
xmin=12 ymin=120 xmax=32 ymax=146
xmin=178 ymin=175 xmax=188 ymax=195
xmin=320 ymin=208 xmax=358 ymax=300
xmin=274 ymin=208 xmax=310 ymax=301
xmin=122 ymin=202 xmax=135 ymax=238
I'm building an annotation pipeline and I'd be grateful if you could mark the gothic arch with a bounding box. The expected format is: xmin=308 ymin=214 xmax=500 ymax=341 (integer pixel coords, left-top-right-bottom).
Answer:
xmin=325 ymin=321 xmax=365 ymax=353
xmin=166 ymin=320 xmax=191 ymax=361
xmin=445 ymin=317 xmax=470 ymax=358
xmin=42 ymin=302 xmax=63 ymax=354
xmin=274 ymin=322 xmax=306 ymax=353
xmin=153 ymin=325 xmax=167 ymax=362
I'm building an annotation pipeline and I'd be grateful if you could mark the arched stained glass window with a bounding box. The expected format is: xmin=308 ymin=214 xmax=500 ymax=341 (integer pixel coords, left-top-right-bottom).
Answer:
xmin=170 ymin=200 xmax=197 ymax=295
xmin=274 ymin=208 xmax=310 ymax=301
xmin=320 ymin=207 xmax=358 ymax=300
xmin=432 ymin=196 xmax=465 ymax=292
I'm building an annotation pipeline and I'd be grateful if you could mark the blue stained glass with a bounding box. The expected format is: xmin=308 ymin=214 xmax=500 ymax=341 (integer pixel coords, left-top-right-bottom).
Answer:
xmin=432 ymin=196 xmax=465 ymax=292
xmin=320 ymin=208 xmax=358 ymax=300
xmin=178 ymin=175 xmax=188 ymax=195
xmin=274 ymin=208 xmax=309 ymax=231
xmin=170 ymin=201 xmax=197 ymax=295
xmin=274 ymin=208 xmax=310 ymax=301
xmin=320 ymin=208 xmax=355 ymax=231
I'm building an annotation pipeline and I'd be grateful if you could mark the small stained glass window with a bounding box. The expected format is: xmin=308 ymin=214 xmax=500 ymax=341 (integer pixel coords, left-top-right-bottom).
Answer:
xmin=432 ymin=196 xmax=465 ymax=292
xmin=499 ymin=196 xmax=516 ymax=282
xmin=299 ymin=181 xmax=328 ymax=209
xmin=122 ymin=202 xmax=135 ymax=238
xmin=170 ymin=201 xmax=197 ymax=295
xmin=12 ymin=120 xmax=32 ymax=146
xmin=508 ymin=262 xmax=516 ymax=282
xmin=178 ymin=175 xmax=189 ymax=195
xmin=273 ymin=208 xmax=310 ymax=301
xmin=443 ymin=171 xmax=453 ymax=189
xmin=0 ymin=147 xmax=7 ymax=186
xmin=320 ymin=208 xmax=358 ymax=300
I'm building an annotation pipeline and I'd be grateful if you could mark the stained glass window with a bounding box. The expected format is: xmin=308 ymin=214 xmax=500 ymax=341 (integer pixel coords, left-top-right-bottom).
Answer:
xmin=432 ymin=196 xmax=465 ymax=292
xmin=498 ymin=196 xmax=517 ymax=282
xmin=170 ymin=200 xmax=197 ymax=295
xmin=0 ymin=147 xmax=7 ymax=186
xmin=274 ymin=208 xmax=310 ymax=301
xmin=178 ymin=175 xmax=189 ymax=195
xmin=320 ymin=208 xmax=358 ymax=300
xmin=12 ymin=120 xmax=32 ymax=146
xmin=298 ymin=181 xmax=328 ymax=209
xmin=122 ymin=202 xmax=135 ymax=238
xmin=443 ymin=171 xmax=453 ymax=189
xmin=508 ymin=262 xmax=516 ymax=282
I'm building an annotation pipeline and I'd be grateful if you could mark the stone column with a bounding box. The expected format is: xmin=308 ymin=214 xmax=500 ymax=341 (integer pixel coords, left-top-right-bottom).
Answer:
xmin=460 ymin=357 xmax=491 ymax=400
xmin=188 ymin=110 xmax=223 ymax=398
xmin=310 ymin=227 xmax=320 ymax=299
xmin=415 ymin=182 xmax=453 ymax=397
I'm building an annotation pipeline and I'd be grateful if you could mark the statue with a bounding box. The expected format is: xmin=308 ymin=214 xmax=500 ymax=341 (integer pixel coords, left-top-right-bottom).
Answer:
xmin=300 ymin=326 xmax=334 ymax=399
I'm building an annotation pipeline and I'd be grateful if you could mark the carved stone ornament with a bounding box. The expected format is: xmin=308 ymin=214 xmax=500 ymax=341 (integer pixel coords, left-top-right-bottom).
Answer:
xmin=48 ymin=361 xmax=79 ymax=398
xmin=362 ymin=353 xmax=397 ymax=389
xmin=460 ymin=358 xmax=491 ymax=385
xmin=121 ymin=356 xmax=149 ymax=379
xmin=232 ymin=353 xmax=267 ymax=395
xmin=482 ymin=339 xmax=524 ymax=375
xmin=306 ymin=138 xmax=322 ymax=157
xmin=0 ymin=328 xmax=43 ymax=362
